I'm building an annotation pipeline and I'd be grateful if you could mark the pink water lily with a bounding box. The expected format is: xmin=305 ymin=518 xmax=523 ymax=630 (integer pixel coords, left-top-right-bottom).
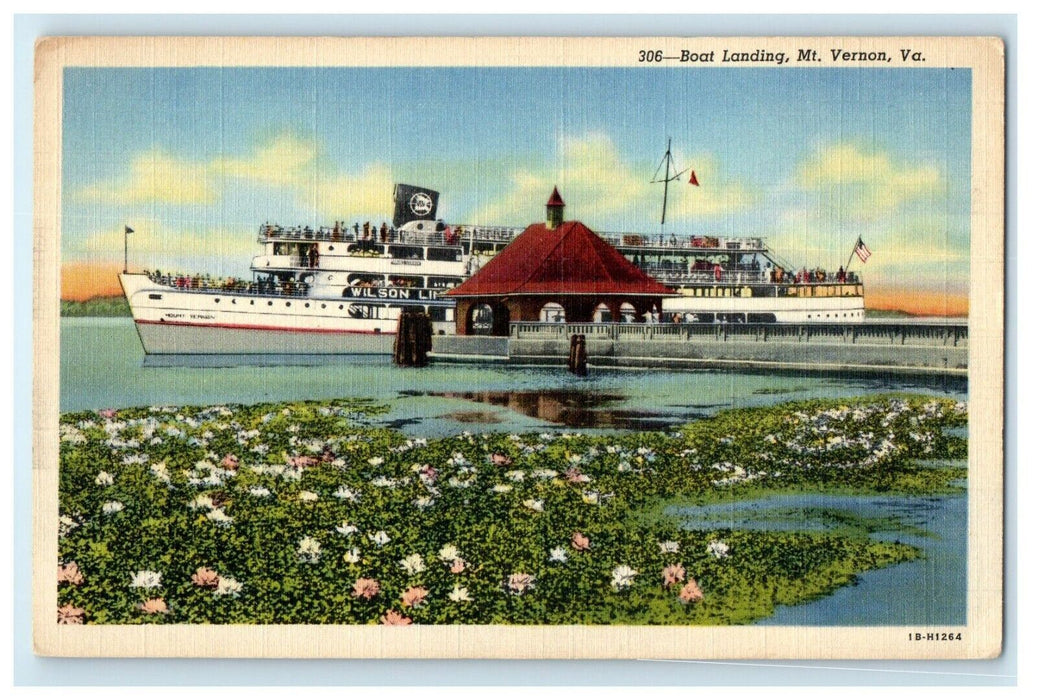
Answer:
xmin=678 ymin=578 xmax=704 ymax=604
xmin=662 ymin=563 xmax=686 ymax=589
xmin=571 ymin=532 xmax=590 ymax=551
xmin=220 ymin=454 xmax=239 ymax=471
xmin=352 ymin=577 xmax=380 ymax=600
xmin=507 ymin=573 xmax=536 ymax=594
xmin=58 ymin=561 xmax=84 ymax=586
xmin=449 ymin=558 xmax=466 ymax=574
xmin=401 ymin=586 xmax=429 ymax=608
xmin=57 ymin=604 xmax=85 ymax=624
xmin=490 ymin=453 xmax=512 ymax=466
xmin=139 ymin=597 xmax=169 ymax=614
xmin=380 ymin=609 xmax=412 ymax=625
xmin=191 ymin=566 xmax=220 ymax=589
xmin=287 ymin=455 xmax=317 ymax=469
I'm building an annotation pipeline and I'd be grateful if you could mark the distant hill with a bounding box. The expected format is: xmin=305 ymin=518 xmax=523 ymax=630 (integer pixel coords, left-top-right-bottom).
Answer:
xmin=865 ymin=308 xmax=914 ymax=319
xmin=61 ymin=295 xmax=130 ymax=317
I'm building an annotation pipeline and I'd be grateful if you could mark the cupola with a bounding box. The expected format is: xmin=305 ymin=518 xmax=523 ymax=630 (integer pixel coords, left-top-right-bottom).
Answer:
xmin=546 ymin=186 xmax=565 ymax=230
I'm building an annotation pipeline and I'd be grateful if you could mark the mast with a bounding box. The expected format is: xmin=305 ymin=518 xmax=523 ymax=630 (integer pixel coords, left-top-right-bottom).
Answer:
xmin=651 ymin=137 xmax=691 ymax=230
xmin=660 ymin=138 xmax=672 ymax=227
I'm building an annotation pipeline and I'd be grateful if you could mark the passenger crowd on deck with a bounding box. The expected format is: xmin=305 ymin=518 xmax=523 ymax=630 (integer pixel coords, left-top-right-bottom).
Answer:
xmin=144 ymin=270 xmax=310 ymax=297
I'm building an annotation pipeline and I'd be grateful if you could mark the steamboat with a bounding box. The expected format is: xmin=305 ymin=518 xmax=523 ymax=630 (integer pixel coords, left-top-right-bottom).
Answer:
xmin=120 ymin=149 xmax=867 ymax=354
xmin=120 ymin=185 xmax=513 ymax=355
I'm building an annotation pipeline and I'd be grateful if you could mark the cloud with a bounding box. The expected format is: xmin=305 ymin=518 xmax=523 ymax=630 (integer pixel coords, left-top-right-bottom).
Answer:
xmin=76 ymin=148 xmax=215 ymax=205
xmin=310 ymin=163 xmax=396 ymax=222
xmin=76 ymin=219 xmax=258 ymax=273
xmin=795 ymin=143 xmax=942 ymax=217
xmin=468 ymin=133 xmax=754 ymax=228
xmin=213 ymin=134 xmax=318 ymax=188
xmin=74 ymin=133 xmax=320 ymax=208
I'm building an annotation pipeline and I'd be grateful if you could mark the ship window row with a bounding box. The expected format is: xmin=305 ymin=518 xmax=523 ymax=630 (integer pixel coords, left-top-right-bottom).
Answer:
xmin=206 ymin=295 xmax=451 ymax=321
xmin=685 ymin=285 xmax=864 ymax=298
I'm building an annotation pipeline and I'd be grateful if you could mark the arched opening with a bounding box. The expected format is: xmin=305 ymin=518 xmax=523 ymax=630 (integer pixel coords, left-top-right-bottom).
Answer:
xmin=539 ymin=302 xmax=566 ymax=323
xmin=592 ymin=303 xmax=612 ymax=323
xmin=619 ymin=302 xmax=636 ymax=323
xmin=467 ymin=303 xmax=495 ymax=335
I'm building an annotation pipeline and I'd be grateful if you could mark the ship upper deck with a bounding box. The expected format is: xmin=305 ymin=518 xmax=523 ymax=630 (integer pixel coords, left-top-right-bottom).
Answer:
xmin=256 ymin=222 xmax=770 ymax=254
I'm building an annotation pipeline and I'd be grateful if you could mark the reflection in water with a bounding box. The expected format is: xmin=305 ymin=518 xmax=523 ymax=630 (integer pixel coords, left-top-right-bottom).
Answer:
xmin=142 ymin=354 xmax=390 ymax=369
xmin=423 ymin=389 xmax=704 ymax=430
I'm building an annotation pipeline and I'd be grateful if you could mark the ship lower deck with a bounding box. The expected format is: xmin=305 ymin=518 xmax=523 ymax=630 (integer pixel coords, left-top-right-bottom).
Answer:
xmin=134 ymin=320 xmax=400 ymax=355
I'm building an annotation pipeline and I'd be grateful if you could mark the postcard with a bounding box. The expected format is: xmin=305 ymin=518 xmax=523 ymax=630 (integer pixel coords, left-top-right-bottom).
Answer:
xmin=33 ymin=36 xmax=1004 ymax=659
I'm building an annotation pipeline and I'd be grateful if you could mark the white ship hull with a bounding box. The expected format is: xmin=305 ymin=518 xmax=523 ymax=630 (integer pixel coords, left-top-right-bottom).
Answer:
xmin=661 ymin=291 xmax=866 ymax=323
xmin=120 ymin=273 xmax=450 ymax=355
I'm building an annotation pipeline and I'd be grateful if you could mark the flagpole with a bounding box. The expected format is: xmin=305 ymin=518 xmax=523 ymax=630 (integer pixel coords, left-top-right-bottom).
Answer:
xmin=844 ymin=237 xmax=860 ymax=272
xmin=124 ymin=226 xmax=128 ymax=273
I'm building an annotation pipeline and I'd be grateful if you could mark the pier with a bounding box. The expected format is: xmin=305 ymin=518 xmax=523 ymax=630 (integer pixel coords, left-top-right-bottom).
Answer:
xmin=430 ymin=320 xmax=968 ymax=376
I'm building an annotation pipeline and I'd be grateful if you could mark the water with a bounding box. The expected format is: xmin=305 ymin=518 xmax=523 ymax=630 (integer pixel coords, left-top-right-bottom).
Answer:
xmin=61 ymin=318 xmax=966 ymax=438
xmin=669 ymin=493 xmax=967 ymax=625
xmin=60 ymin=318 xmax=969 ymax=625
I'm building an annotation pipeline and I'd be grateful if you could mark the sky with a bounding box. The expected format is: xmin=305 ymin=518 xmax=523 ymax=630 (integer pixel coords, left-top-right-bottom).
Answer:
xmin=61 ymin=66 xmax=971 ymax=314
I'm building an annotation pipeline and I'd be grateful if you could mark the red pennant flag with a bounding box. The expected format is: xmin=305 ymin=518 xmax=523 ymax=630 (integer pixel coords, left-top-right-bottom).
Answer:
xmin=688 ymin=170 xmax=699 ymax=186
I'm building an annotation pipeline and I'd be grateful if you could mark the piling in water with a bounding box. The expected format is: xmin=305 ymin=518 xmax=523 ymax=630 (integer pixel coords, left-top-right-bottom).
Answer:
xmin=568 ymin=334 xmax=588 ymax=376
xmin=394 ymin=312 xmax=433 ymax=367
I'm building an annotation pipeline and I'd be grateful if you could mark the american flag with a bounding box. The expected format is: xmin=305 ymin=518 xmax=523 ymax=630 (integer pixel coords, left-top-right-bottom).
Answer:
xmin=854 ymin=237 xmax=872 ymax=263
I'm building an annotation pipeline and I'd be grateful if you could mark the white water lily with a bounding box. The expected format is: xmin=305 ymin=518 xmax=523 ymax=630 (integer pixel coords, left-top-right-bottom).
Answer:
xmin=610 ymin=565 xmax=638 ymax=590
xmin=102 ymin=501 xmax=124 ymax=515
xmin=437 ymin=544 xmax=461 ymax=562
xmin=448 ymin=585 xmax=471 ymax=602
xmin=94 ymin=471 xmax=115 ymax=487
xmin=369 ymin=530 xmax=391 ymax=547
xmin=214 ymin=576 xmax=242 ymax=597
xmin=130 ymin=570 xmax=162 ymax=589
xmin=549 ymin=547 xmax=568 ymax=563
xmin=399 ymin=553 xmax=426 ymax=575
xmin=297 ymin=536 xmax=322 ymax=563
xmin=333 ymin=485 xmax=360 ymax=501
xmin=298 ymin=490 xmax=319 ymax=502
xmin=58 ymin=515 xmax=80 ymax=538
xmin=335 ymin=521 xmax=359 ymax=536
xmin=188 ymin=494 xmax=215 ymax=511
xmin=206 ymin=508 xmax=234 ymax=526
xmin=523 ymin=499 xmax=544 ymax=512
xmin=658 ymin=541 xmax=680 ymax=554
xmin=343 ymin=548 xmax=361 ymax=564
xmin=707 ymin=540 xmax=731 ymax=559
xmin=248 ymin=486 xmax=271 ymax=498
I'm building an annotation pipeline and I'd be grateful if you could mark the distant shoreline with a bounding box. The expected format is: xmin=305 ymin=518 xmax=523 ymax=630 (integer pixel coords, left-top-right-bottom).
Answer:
xmin=61 ymin=295 xmax=130 ymax=317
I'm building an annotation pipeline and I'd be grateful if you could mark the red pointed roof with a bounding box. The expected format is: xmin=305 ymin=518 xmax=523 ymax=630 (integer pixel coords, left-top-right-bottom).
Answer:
xmin=447 ymin=221 xmax=676 ymax=297
xmin=547 ymin=186 xmax=565 ymax=207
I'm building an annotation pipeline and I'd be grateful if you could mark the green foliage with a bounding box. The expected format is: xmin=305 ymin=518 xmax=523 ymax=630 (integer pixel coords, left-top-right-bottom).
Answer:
xmin=61 ymin=296 xmax=131 ymax=317
xmin=56 ymin=394 xmax=966 ymax=625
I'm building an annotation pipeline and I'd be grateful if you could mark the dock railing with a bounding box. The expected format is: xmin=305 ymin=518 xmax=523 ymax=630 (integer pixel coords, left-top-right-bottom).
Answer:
xmin=510 ymin=321 xmax=968 ymax=348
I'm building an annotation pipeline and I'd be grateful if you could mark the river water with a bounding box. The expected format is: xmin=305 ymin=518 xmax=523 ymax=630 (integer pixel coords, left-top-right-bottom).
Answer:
xmin=61 ymin=318 xmax=965 ymax=435
xmin=59 ymin=317 xmax=969 ymax=625
xmin=670 ymin=492 xmax=967 ymax=626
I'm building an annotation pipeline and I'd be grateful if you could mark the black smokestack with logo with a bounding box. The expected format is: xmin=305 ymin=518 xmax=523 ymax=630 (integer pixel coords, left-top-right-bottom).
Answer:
xmin=393 ymin=184 xmax=440 ymax=228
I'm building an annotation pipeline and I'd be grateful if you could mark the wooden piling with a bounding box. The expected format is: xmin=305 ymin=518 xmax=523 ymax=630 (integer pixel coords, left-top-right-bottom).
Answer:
xmin=394 ymin=311 xmax=433 ymax=367
xmin=568 ymin=334 xmax=588 ymax=376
